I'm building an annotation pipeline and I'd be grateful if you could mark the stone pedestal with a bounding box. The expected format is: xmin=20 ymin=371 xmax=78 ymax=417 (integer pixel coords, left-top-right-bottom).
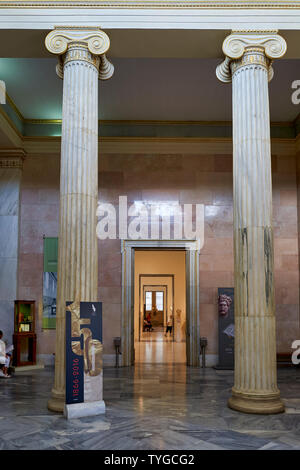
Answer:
xmin=45 ymin=28 xmax=113 ymax=413
xmin=216 ymin=31 xmax=287 ymax=414
xmin=64 ymin=400 xmax=105 ymax=419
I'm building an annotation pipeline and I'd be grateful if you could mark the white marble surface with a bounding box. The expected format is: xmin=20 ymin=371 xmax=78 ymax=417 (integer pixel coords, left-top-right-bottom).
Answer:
xmin=0 ymin=365 xmax=300 ymax=450
xmin=216 ymin=32 xmax=287 ymax=414
xmin=0 ymin=215 xmax=18 ymax=258
xmin=84 ymin=372 xmax=103 ymax=402
xmin=0 ymin=166 xmax=21 ymax=341
xmin=0 ymin=169 xmax=21 ymax=216
xmin=0 ymin=301 xmax=15 ymax=344
xmin=64 ymin=400 xmax=106 ymax=419
xmin=45 ymin=35 xmax=104 ymax=412
xmin=0 ymin=258 xmax=18 ymax=301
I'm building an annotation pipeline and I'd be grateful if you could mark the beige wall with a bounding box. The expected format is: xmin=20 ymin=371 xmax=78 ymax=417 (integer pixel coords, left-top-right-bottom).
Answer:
xmin=17 ymin=150 xmax=300 ymax=363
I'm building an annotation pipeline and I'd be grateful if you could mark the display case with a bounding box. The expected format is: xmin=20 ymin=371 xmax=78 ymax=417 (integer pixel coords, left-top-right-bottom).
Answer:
xmin=13 ymin=300 xmax=36 ymax=367
xmin=14 ymin=300 xmax=35 ymax=333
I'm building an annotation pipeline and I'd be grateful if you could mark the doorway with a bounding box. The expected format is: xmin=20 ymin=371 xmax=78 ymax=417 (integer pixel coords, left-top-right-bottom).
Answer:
xmin=121 ymin=239 xmax=201 ymax=367
xmin=141 ymin=284 xmax=170 ymax=339
xmin=134 ymin=251 xmax=186 ymax=364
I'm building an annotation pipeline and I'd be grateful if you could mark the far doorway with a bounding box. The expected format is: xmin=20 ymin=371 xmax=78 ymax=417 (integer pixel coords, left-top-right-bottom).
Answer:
xmin=134 ymin=250 xmax=186 ymax=364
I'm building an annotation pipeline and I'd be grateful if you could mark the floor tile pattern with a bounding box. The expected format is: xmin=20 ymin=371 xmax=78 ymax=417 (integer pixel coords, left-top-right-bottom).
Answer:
xmin=0 ymin=365 xmax=300 ymax=450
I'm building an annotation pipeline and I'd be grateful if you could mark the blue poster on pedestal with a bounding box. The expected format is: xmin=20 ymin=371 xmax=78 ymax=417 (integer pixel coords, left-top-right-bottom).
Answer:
xmin=215 ymin=288 xmax=234 ymax=370
xmin=66 ymin=301 xmax=103 ymax=405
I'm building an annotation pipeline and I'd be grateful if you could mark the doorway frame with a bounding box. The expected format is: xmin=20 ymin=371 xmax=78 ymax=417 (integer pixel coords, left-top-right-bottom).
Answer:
xmin=139 ymin=280 xmax=170 ymax=341
xmin=121 ymin=239 xmax=201 ymax=366
xmin=140 ymin=278 xmax=172 ymax=341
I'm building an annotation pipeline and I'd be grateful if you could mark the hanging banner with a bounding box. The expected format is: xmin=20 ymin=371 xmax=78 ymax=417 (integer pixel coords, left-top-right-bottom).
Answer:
xmin=42 ymin=272 xmax=57 ymax=329
xmin=215 ymin=287 xmax=234 ymax=370
xmin=66 ymin=301 xmax=103 ymax=405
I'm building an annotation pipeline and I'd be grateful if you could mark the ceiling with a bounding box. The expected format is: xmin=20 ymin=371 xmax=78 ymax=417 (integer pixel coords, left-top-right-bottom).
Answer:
xmin=0 ymin=56 xmax=300 ymax=122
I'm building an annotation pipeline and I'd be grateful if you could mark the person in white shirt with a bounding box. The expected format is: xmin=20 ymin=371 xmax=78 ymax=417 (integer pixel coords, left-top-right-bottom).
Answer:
xmin=0 ymin=330 xmax=11 ymax=378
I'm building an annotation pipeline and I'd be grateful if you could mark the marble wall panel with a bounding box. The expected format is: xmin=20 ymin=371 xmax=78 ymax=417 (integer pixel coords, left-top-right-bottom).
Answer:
xmin=18 ymin=156 xmax=60 ymax=360
xmin=0 ymin=300 xmax=15 ymax=343
xmin=17 ymin=152 xmax=300 ymax=360
xmin=0 ymin=166 xmax=21 ymax=342
xmin=0 ymin=169 xmax=21 ymax=216
xmin=0 ymin=215 xmax=18 ymax=258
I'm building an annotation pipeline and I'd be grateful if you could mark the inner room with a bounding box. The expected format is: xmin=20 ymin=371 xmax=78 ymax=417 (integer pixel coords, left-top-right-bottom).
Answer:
xmin=134 ymin=249 xmax=186 ymax=364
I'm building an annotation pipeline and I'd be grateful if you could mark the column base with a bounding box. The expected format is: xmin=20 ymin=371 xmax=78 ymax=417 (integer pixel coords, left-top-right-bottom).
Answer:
xmin=64 ymin=400 xmax=105 ymax=419
xmin=228 ymin=388 xmax=285 ymax=414
xmin=47 ymin=389 xmax=65 ymax=413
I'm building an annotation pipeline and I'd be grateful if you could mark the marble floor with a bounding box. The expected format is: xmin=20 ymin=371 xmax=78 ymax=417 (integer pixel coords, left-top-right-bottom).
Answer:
xmin=139 ymin=328 xmax=171 ymax=341
xmin=0 ymin=365 xmax=300 ymax=450
xmin=135 ymin=331 xmax=186 ymax=363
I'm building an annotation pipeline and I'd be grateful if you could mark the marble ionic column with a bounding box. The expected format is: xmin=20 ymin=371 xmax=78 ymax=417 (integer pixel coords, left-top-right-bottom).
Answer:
xmin=45 ymin=28 xmax=114 ymax=412
xmin=216 ymin=31 xmax=287 ymax=414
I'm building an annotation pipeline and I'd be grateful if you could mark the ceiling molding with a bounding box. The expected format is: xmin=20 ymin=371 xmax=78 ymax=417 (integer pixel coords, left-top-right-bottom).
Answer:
xmin=0 ymin=106 xmax=23 ymax=147
xmin=5 ymin=93 xmax=24 ymax=122
xmin=20 ymin=135 xmax=295 ymax=155
xmin=3 ymin=91 xmax=295 ymax=129
xmin=0 ymin=100 xmax=300 ymax=140
xmin=0 ymin=147 xmax=26 ymax=156
xmin=0 ymin=106 xmax=22 ymax=137
xmin=0 ymin=90 xmax=298 ymax=152
xmin=1 ymin=7 xmax=300 ymax=33
xmin=23 ymin=118 xmax=295 ymax=127
xmin=0 ymin=147 xmax=26 ymax=168
xmin=1 ymin=1 xmax=300 ymax=8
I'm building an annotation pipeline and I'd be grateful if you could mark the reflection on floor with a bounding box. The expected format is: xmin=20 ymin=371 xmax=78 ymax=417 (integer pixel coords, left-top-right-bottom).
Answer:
xmin=0 ymin=365 xmax=300 ymax=450
xmin=135 ymin=331 xmax=186 ymax=363
xmin=139 ymin=327 xmax=169 ymax=341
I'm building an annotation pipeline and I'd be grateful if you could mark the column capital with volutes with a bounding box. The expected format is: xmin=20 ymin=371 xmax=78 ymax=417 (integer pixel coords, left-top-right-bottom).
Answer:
xmin=216 ymin=30 xmax=287 ymax=83
xmin=45 ymin=27 xmax=114 ymax=80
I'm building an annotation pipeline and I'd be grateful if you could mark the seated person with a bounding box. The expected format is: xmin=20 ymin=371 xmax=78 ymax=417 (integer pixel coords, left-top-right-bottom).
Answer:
xmin=146 ymin=313 xmax=154 ymax=331
xmin=143 ymin=318 xmax=151 ymax=332
xmin=0 ymin=330 xmax=11 ymax=378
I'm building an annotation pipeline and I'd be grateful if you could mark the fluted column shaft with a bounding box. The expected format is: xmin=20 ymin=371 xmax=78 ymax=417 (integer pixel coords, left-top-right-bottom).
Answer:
xmin=216 ymin=31 xmax=287 ymax=414
xmin=45 ymin=28 xmax=113 ymax=412
xmin=51 ymin=46 xmax=99 ymax=411
xmin=231 ymin=48 xmax=282 ymax=413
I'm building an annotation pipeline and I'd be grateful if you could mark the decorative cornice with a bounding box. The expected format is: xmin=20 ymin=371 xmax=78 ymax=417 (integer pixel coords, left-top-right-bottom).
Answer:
xmin=45 ymin=27 xmax=114 ymax=80
xmin=0 ymin=105 xmax=23 ymax=139
xmin=19 ymin=118 xmax=296 ymax=127
xmin=20 ymin=135 xmax=295 ymax=155
xmin=5 ymin=93 xmax=24 ymax=122
xmin=216 ymin=30 xmax=287 ymax=83
xmin=0 ymin=149 xmax=26 ymax=169
xmin=24 ymin=118 xmax=62 ymax=124
xmin=2 ymin=1 xmax=300 ymax=8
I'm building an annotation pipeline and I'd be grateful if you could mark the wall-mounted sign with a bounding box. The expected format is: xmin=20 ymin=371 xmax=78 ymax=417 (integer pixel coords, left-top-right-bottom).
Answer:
xmin=215 ymin=287 xmax=234 ymax=370
xmin=66 ymin=301 xmax=103 ymax=405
